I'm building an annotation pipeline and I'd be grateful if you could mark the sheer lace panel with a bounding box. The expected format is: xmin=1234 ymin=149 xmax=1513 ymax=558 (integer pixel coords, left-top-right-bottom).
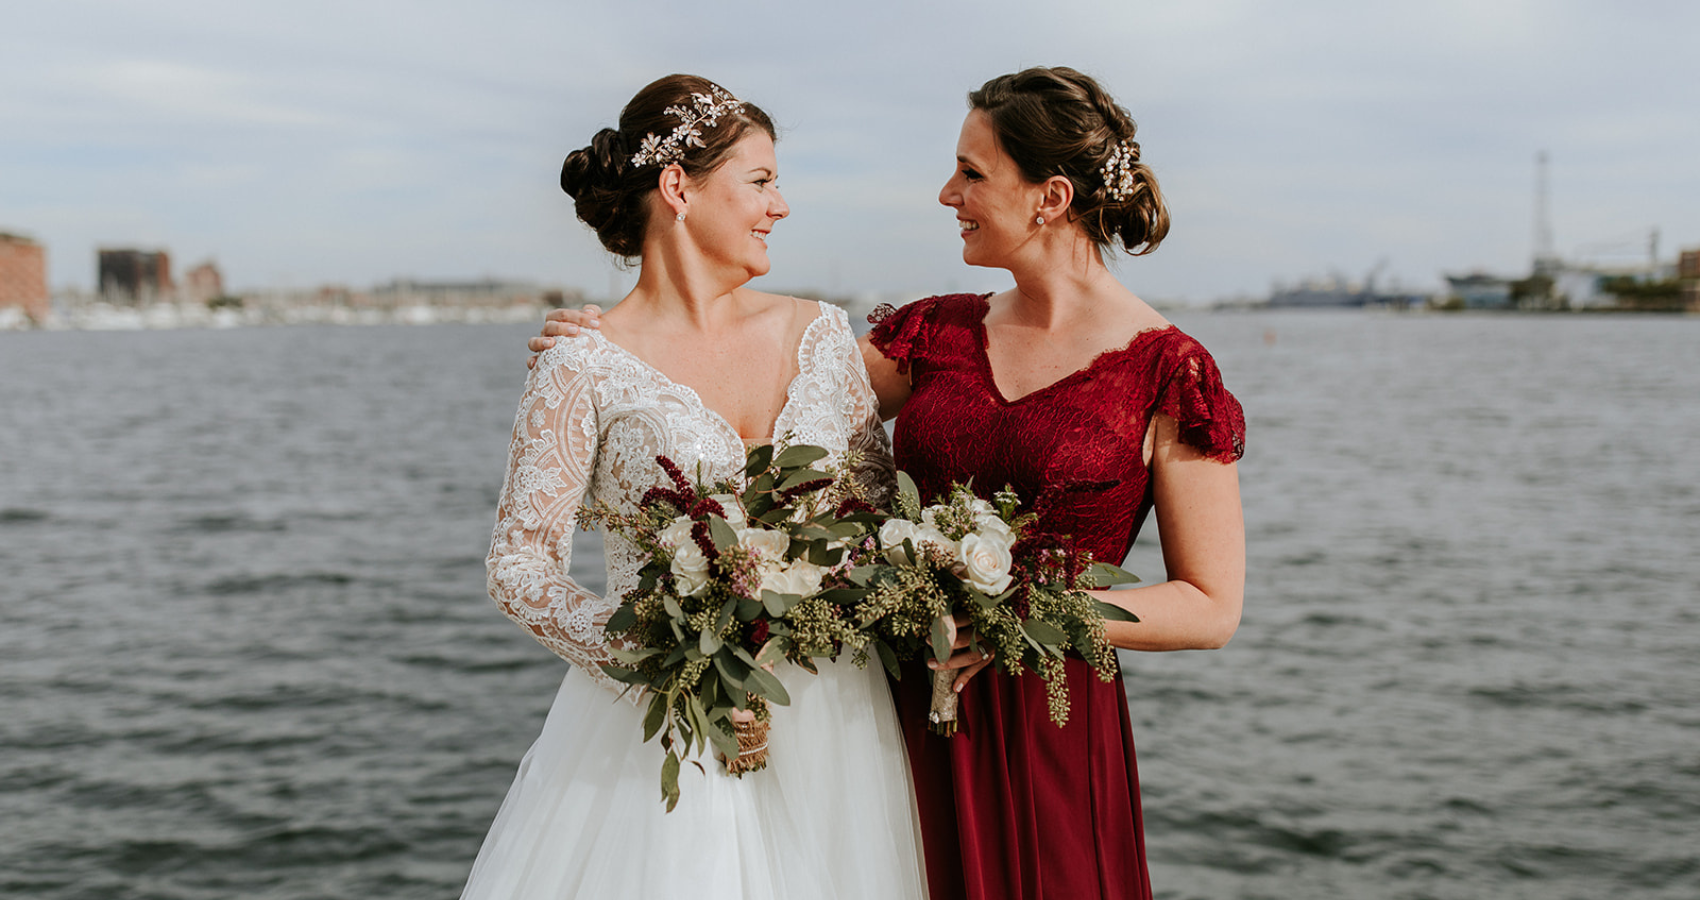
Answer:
xmin=486 ymin=302 xmax=891 ymax=697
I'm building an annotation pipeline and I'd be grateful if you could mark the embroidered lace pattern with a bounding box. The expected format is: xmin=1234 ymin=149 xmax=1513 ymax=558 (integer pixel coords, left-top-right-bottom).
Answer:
xmin=486 ymin=303 xmax=890 ymax=697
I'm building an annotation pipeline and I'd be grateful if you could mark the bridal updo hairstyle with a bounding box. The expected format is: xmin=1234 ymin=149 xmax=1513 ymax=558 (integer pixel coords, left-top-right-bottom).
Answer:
xmin=968 ymin=67 xmax=1170 ymax=257
xmin=561 ymin=75 xmax=776 ymax=260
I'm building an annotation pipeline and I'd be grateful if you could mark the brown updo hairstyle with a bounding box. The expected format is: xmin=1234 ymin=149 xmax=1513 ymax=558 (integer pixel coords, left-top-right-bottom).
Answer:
xmin=560 ymin=75 xmax=776 ymax=260
xmin=968 ymin=67 xmax=1170 ymax=257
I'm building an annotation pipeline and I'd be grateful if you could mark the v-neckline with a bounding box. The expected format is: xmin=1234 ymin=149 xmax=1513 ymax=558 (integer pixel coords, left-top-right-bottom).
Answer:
xmin=968 ymin=294 xmax=1178 ymax=406
xmin=587 ymin=303 xmax=832 ymax=443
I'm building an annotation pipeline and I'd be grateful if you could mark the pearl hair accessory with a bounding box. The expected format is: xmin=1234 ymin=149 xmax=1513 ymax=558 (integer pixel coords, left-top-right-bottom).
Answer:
xmin=1100 ymin=137 xmax=1140 ymax=202
xmin=630 ymin=85 xmax=746 ymax=169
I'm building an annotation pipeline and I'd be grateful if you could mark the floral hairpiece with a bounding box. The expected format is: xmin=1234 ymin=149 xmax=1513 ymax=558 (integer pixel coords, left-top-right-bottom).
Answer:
xmin=1100 ymin=137 xmax=1140 ymax=202
xmin=629 ymin=85 xmax=747 ymax=169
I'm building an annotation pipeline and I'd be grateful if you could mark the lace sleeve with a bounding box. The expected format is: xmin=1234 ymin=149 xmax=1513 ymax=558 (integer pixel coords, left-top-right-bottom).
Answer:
xmin=486 ymin=339 xmax=625 ymax=691
xmin=865 ymin=296 xmax=944 ymax=376
xmin=1156 ymin=340 xmax=1247 ymax=464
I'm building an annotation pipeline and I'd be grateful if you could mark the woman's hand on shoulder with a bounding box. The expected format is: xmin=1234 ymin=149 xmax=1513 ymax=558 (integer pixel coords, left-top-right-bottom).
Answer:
xmin=526 ymin=304 xmax=602 ymax=370
xmin=859 ymin=336 xmax=911 ymax=421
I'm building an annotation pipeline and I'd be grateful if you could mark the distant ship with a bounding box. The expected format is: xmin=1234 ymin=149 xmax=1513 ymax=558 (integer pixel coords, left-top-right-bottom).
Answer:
xmin=1267 ymin=265 xmax=1426 ymax=308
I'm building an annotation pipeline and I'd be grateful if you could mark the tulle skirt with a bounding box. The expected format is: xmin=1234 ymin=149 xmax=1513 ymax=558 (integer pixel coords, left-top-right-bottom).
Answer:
xmin=459 ymin=657 xmax=927 ymax=899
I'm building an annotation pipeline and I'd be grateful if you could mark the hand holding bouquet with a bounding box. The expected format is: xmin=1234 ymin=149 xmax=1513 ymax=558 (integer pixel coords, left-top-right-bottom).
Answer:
xmin=588 ymin=443 xmax=882 ymax=810
xmin=851 ymin=475 xmax=1139 ymax=734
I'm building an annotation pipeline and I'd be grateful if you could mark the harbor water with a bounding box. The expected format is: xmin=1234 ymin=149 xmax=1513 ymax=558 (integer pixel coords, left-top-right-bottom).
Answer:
xmin=1 ymin=311 xmax=1695 ymax=899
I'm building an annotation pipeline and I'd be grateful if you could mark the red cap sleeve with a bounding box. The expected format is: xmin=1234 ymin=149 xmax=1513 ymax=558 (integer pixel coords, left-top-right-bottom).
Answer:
xmin=1156 ymin=343 xmax=1246 ymax=463
xmin=866 ymin=297 xmax=942 ymax=376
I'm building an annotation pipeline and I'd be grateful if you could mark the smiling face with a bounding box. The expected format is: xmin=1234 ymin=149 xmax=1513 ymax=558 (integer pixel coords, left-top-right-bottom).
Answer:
xmin=683 ymin=131 xmax=789 ymax=280
xmin=938 ymin=110 xmax=1043 ymax=269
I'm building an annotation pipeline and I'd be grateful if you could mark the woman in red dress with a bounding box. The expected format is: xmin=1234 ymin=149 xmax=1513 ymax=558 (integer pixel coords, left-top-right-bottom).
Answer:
xmin=532 ymin=66 xmax=1245 ymax=900
xmin=857 ymin=67 xmax=1246 ymax=900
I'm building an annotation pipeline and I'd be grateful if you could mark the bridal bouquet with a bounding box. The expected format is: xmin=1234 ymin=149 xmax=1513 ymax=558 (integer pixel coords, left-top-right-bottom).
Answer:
xmin=588 ymin=444 xmax=883 ymax=810
xmin=849 ymin=475 xmax=1139 ymax=734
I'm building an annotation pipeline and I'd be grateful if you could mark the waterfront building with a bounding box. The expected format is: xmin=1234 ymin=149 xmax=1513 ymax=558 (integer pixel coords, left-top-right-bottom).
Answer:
xmin=183 ymin=261 xmax=226 ymax=305
xmin=0 ymin=232 xmax=50 ymax=323
xmin=98 ymin=248 xmax=174 ymax=304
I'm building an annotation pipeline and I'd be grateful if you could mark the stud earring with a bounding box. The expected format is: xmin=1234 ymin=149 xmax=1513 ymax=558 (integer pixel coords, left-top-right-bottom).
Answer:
xmin=1036 ymin=215 xmax=1045 ymax=225
xmin=676 ymin=212 xmax=686 ymax=222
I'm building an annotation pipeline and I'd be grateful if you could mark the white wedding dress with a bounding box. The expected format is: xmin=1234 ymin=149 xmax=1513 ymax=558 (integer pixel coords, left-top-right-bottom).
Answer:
xmin=464 ymin=302 xmax=926 ymax=900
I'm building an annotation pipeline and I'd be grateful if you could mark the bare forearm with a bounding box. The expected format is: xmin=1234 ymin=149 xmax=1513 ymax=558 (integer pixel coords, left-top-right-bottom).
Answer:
xmin=1097 ymin=578 xmax=1241 ymax=651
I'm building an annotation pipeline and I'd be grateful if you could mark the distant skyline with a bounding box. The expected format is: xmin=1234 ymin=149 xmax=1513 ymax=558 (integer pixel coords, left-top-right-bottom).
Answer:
xmin=4 ymin=1 xmax=1698 ymax=305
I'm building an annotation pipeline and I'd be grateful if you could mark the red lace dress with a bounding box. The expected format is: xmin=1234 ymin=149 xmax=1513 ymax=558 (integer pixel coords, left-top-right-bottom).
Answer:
xmin=868 ymin=294 xmax=1245 ymax=900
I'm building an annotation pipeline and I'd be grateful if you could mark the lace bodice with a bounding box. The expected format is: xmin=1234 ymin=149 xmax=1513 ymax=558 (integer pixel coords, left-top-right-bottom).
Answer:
xmin=486 ymin=302 xmax=892 ymax=696
xmin=868 ymin=293 xmax=1244 ymax=563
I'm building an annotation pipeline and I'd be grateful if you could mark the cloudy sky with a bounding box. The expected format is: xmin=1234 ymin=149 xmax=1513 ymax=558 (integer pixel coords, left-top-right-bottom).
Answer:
xmin=3 ymin=0 xmax=1696 ymax=304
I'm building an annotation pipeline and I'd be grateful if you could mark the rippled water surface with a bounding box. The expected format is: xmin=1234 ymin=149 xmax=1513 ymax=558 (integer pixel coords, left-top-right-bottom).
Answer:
xmin=2 ymin=313 xmax=1696 ymax=899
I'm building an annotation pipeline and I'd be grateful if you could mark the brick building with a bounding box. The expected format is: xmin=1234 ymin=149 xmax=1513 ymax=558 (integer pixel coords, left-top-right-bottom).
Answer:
xmin=99 ymin=248 xmax=174 ymax=303
xmin=183 ymin=261 xmax=226 ymax=305
xmin=0 ymin=233 xmax=51 ymax=322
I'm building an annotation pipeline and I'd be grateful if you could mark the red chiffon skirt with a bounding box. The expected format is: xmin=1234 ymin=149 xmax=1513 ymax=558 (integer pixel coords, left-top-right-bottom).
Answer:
xmin=894 ymin=658 xmax=1153 ymax=900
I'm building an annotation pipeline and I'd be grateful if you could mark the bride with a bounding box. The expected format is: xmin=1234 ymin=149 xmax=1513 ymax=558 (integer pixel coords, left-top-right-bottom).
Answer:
xmin=463 ymin=75 xmax=925 ymax=899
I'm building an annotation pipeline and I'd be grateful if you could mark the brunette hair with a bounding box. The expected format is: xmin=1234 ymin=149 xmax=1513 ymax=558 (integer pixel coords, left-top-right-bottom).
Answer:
xmin=968 ymin=67 xmax=1170 ymax=256
xmin=560 ymin=75 xmax=776 ymax=260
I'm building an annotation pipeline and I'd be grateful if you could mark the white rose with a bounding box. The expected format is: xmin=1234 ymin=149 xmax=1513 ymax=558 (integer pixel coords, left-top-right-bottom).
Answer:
xmin=958 ymin=532 xmax=1014 ymax=594
xmin=974 ymin=513 xmax=1013 ymax=539
xmin=760 ymin=560 xmax=825 ymax=598
xmin=738 ymin=527 xmax=791 ymax=565
xmin=670 ymin=540 xmax=713 ymax=596
xmin=658 ymin=515 xmax=696 ymax=550
xmin=879 ymin=518 xmax=922 ymax=565
xmin=969 ymin=497 xmax=996 ymax=517
xmin=709 ymin=494 xmax=746 ymax=529
xmin=916 ymin=524 xmax=957 ymax=558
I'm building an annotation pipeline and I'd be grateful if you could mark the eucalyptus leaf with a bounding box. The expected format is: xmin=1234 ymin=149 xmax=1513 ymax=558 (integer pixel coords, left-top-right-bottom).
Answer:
xmin=745 ymin=664 xmax=792 ymax=705
xmin=807 ymin=541 xmax=842 ymax=567
xmin=604 ymin=604 xmax=637 ymax=633
xmin=642 ymin=693 xmax=668 ymax=742
xmin=825 ymin=520 xmax=866 ymax=539
xmin=661 ymin=750 xmax=681 ymax=812
xmin=699 ymin=629 xmax=722 ymax=656
xmin=773 ymin=444 xmax=829 ymax=469
xmin=736 ymin=596 xmax=765 ymax=621
xmin=663 ymin=594 xmax=684 ymax=620
xmin=743 ymin=443 xmax=775 ymax=477
xmin=600 ymin=665 xmax=652 ymax=686
xmin=714 ymin=648 xmax=752 ymax=687
xmin=708 ymin=514 xmax=739 ymax=553
xmin=1084 ymin=561 xmax=1141 ymax=587
xmin=778 ymin=468 xmax=831 ymax=491
xmin=606 ymin=645 xmax=660 ymax=665
xmin=707 ymin=717 xmax=740 ymax=761
xmin=874 ymin=640 xmax=901 ymax=680
xmin=929 ymin=616 xmax=953 ymax=665
xmin=814 ymin=588 xmax=866 ymax=605
xmin=896 ymin=470 xmax=919 ymax=501
xmin=1092 ymin=598 xmax=1140 ymax=623
xmin=1022 ymin=619 xmax=1068 ymax=645
xmin=761 ymin=589 xmax=800 ymax=617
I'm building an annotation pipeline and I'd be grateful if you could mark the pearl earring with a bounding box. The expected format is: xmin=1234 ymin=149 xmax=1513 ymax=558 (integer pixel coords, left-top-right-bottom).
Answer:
xmin=1036 ymin=215 xmax=1045 ymax=225
xmin=676 ymin=212 xmax=686 ymax=222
